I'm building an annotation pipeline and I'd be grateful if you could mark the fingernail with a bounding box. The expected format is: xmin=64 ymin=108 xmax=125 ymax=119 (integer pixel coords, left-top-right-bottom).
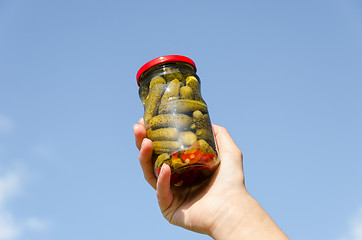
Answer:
xmin=141 ymin=138 xmax=147 ymax=148
xmin=160 ymin=163 xmax=165 ymax=175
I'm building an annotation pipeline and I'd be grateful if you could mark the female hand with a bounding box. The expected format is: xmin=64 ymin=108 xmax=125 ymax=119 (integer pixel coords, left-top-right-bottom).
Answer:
xmin=133 ymin=119 xmax=289 ymax=239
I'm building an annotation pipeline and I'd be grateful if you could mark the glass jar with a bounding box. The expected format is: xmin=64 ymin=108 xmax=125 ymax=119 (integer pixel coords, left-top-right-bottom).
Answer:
xmin=136 ymin=55 xmax=219 ymax=187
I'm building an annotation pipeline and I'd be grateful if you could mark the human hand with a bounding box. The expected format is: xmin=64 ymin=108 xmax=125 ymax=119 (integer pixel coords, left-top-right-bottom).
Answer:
xmin=133 ymin=119 xmax=289 ymax=239
xmin=134 ymin=118 xmax=247 ymax=234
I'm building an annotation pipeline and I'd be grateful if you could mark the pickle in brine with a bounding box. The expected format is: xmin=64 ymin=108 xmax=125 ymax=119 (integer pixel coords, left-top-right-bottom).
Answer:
xmin=144 ymin=83 xmax=165 ymax=123
xmin=179 ymin=131 xmax=197 ymax=146
xmin=149 ymin=128 xmax=179 ymax=141
xmin=163 ymin=68 xmax=184 ymax=82
xmin=159 ymin=99 xmax=207 ymax=114
xmin=154 ymin=153 xmax=171 ymax=170
xmin=193 ymin=110 xmax=215 ymax=148
xmin=139 ymin=84 xmax=149 ymax=105
xmin=153 ymin=141 xmax=182 ymax=154
xmin=180 ymin=86 xmax=194 ymax=99
xmin=196 ymin=129 xmax=215 ymax=148
xmin=149 ymin=114 xmax=193 ymax=130
xmin=161 ymin=79 xmax=180 ymax=102
xmin=186 ymin=76 xmax=203 ymax=101
xmin=193 ymin=110 xmax=211 ymax=130
xmin=198 ymin=139 xmax=216 ymax=154
xmin=150 ymin=76 xmax=166 ymax=87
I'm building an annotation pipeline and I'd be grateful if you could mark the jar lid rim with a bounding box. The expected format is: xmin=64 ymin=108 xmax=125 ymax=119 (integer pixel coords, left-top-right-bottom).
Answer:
xmin=136 ymin=55 xmax=197 ymax=86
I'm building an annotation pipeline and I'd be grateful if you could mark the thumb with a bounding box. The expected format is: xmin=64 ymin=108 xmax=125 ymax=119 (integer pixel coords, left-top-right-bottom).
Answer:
xmin=212 ymin=124 xmax=243 ymax=168
xmin=156 ymin=164 xmax=173 ymax=213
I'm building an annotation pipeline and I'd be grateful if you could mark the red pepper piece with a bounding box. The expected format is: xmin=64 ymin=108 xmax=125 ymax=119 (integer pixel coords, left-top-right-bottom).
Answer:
xmin=181 ymin=150 xmax=203 ymax=163
xmin=155 ymin=167 xmax=161 ymax=176
xmin=172 ymin=152 xmax=179 ymax=159
xmin=200 ymin=153 xmax=215 ymax=163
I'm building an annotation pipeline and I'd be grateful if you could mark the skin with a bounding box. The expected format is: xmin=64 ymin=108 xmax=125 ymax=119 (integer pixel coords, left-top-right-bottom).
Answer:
xmin=133 ymin=119 xmax=290 ymax=240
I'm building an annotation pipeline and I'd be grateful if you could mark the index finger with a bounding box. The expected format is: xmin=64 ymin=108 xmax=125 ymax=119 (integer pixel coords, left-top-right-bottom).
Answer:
xmin=133 ymin=118 xmax=146 ymax=150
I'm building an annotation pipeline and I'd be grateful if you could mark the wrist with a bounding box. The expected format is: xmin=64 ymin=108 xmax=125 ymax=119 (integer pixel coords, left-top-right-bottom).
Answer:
xmin=209 ymin=191 xmax=289 ymax=240
xmin=209 ymin=190 xmax=256 ymax=239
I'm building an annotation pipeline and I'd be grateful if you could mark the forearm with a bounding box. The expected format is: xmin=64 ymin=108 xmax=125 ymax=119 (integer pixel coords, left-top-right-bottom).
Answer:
xmin=210 ymin=193 xmax=289 ymax=240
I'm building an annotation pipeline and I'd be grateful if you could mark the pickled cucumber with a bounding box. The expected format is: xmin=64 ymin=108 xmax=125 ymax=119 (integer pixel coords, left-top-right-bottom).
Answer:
xmin=139 ymin=84 xmax=149 ymax=105
xmin=161 ymin=79 xmax=180 ymax=102
xmin=153 ymin=141 xmax=182 ymax=154
xmin=193 ymin=110 xmax=211 ymax=130
xmin=149 ymin=114 xmax=193 ymax=130
xmin=149 ymin=128 xmax=179 ymax=141
xmin=163 ymin=68 xmax=184 ymax=82
xmin=154 ymin=153 xmax=170 ymax=170
xmin=150 ymin=76 xmax=166 ymax=87
xmin=146 ymin=127 xmax=152 ymax=139
xmin=144 ymin=83 xmax=165 ymax=123
xmin=202 ymin=114 xmax=212 ymax=129
xmin=192 ymin=110 xmax=215 ymax=148
xmin=196 ymin=129 xmax=215 ymax=148
xmin=180 ymin=86 xmax=194 ymax=99
xmin=159 ymin=99 xmax=207 ymax=114
xmin=179 ymin=131 xmax=197 ymax=146
xmin=198 ymin=139 xmax=216 ymax=154
xmin=186 ymin=76 xmax=203 ymax=101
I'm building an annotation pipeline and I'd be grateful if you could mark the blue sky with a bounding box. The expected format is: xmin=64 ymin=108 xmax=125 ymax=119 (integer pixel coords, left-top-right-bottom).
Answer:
xmin=0 ymin=0 xmax=361 ymax=239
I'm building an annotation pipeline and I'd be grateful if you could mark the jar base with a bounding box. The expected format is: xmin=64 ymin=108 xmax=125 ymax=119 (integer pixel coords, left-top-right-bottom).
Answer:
xmin=170 ymin=163 xmax=215 ymax=187
xmin=154 ymin=151 xmax=219 ymax=188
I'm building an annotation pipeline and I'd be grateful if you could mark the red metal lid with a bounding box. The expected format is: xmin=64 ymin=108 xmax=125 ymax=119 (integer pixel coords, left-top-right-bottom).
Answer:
xmin=136 ymin=55 xmax=197 ymax=86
